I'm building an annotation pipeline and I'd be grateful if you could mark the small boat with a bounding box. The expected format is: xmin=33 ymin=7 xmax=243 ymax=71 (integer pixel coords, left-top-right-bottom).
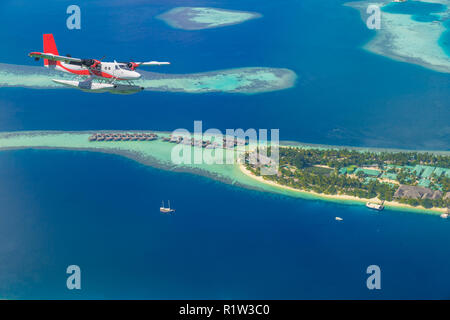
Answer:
xmin=440 ymin=213 xmax=448 ymax=219
xmin=335 ymin=217 xmax=343 ymax=221
xmin=160 ymin=200 xmax=175 ymax=214
xmin=366 ymin=201 xmax=384 ymax=211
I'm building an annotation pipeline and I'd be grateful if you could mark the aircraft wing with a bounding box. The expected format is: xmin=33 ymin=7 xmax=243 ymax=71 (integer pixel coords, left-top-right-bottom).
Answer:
xmin=28 ymin=52 xmax=83 ymax=64
xmin=136 ymin=61 xmax=170 ymax=66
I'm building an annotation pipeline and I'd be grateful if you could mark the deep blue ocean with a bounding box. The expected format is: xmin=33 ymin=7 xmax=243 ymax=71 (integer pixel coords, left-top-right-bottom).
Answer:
xmin=0 ymin=0 xmax=449 ymax=299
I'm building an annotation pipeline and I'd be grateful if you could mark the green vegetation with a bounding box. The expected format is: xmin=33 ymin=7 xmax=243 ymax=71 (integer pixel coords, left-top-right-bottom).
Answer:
xmin=274 ymin=148 xmax=450 ymax=169
xmin=245 ymin=147 xmax=450 ymax=209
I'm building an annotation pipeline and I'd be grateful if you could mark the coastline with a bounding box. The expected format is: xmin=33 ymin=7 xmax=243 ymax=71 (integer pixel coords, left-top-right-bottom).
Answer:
xmin=238 ymin=164 xmax=447 ymax=215
xmin=0 ymin=130 xmax=448 ymax=216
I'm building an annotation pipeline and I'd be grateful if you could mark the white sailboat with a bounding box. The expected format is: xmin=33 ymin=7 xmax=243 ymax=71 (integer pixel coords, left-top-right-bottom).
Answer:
xmin=160 ymin=200 xmax=175 ymax=214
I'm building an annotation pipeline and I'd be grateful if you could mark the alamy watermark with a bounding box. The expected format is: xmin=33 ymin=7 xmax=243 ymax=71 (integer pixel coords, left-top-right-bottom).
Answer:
xmin=366 ymin=265 xmax=381 ymax=290
xmin=66 ymin=265 xmax=81 ymax=290
xmin=366 ymin=4 xmax=381 ymax=30
xmin=169 ymin=121 xmax=279 ymax=176
xmin=67 ymin=5 xmax=81 ymax=30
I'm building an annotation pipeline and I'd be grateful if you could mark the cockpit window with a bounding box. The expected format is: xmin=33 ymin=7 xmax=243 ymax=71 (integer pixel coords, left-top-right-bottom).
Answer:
xmin=119 ymin=64 xmax=131 ymax=70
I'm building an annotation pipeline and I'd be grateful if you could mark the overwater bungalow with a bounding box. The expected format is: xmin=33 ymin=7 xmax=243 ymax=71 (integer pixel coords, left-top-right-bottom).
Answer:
xmin=167 ymin=135 xmax=183 ymax=143
xmin=193 ymin=139 xmax=202 ymax=147
xmin=181 ymin=138 xmax=191 ymax=145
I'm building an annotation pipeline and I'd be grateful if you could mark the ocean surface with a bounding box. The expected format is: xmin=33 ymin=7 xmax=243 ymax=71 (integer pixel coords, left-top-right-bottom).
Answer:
xmin=1 ymin=150 xmax=450 ymax=299
xmin=0 ymin=0 xmax=449 ymax=299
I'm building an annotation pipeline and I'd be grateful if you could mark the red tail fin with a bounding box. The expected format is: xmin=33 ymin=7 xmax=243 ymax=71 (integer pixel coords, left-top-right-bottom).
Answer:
xmin=43 ymin=34 xmax=58 ymax=67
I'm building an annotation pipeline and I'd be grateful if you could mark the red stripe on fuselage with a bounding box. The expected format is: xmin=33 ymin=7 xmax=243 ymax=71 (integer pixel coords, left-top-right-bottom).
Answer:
xmin=91 ymin=69 xmax=125 ymax=80
xmin=56 ymin=62 xmax=125 ymax=80
xmin=57 ymin=61 xmax=90 ymax=75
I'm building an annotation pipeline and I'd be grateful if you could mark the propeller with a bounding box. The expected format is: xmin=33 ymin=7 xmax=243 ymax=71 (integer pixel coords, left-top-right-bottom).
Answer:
xmin=126 ymin=60 xmax=170 ymax=70
xmin=126 ymin=60 xmax=139 ymax=70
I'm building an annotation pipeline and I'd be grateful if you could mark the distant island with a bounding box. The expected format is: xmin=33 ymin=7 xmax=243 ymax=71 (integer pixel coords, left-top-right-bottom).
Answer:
xmin=157 ymin=7 xmax=262 ymax=30
xmin=0 ymin=63 xmax=296 ymax=94
xmin=0 ymin=131 xmax=449 ymax=216
xmin=345 ymin=0 xmax=450 ymax=73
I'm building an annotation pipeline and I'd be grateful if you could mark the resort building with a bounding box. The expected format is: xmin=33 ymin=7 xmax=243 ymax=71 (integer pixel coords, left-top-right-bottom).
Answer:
xmin=394 ymin=185 xmax=443 ymax=200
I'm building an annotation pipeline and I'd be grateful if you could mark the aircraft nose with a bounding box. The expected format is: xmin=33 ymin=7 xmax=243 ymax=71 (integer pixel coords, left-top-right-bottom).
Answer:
xmin=124 ymin=71 xmax=141 ymax=80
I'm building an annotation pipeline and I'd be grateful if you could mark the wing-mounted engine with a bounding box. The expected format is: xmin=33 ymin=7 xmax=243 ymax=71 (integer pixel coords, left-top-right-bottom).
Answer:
xmin=127 ymin=62 xmax=139 ymax=70
xmin=82 ymin=59 xmax=101 ymax=70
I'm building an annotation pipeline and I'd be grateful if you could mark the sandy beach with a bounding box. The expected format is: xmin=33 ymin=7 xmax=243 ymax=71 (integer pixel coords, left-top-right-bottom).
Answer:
xmin=238 ymin=164 xmax=447 ymax=215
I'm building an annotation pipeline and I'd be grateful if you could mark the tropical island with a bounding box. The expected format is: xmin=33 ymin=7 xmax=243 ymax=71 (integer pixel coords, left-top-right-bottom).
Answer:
xmin=345 ymin=0 xmax=450 ymax=73
xmin=243 ymin=147 xmax=450 ymax=212
xmin=0 ymin=130 xmax=449 ymax=216
xmin=0 ymin=63 xmax=296 ymax=94
xmin=156 ymin=7 xmax=262 ymax=30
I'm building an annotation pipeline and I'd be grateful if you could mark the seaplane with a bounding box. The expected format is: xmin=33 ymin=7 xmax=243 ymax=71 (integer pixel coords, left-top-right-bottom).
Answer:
xmin=28 ymin=34 xmax=170 ymax=94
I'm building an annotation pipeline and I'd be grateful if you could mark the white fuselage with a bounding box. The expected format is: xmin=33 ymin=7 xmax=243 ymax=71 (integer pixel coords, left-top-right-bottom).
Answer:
xmin=55 ymin=61 xmax=142 ymax=80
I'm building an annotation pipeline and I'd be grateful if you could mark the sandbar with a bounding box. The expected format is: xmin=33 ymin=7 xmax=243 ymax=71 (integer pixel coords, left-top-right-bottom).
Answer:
xmin=157 ymin=7 xmax=262 ymax=30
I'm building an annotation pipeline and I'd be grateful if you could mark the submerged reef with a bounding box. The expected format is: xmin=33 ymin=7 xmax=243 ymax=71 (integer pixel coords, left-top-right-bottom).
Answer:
xmin=345 ymin=0 xmax=450 ymax=73
xmin=156 ymin=7 xmax=262 ymax=30
xmin=0 ymin=63 xmax=296 ymax=94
